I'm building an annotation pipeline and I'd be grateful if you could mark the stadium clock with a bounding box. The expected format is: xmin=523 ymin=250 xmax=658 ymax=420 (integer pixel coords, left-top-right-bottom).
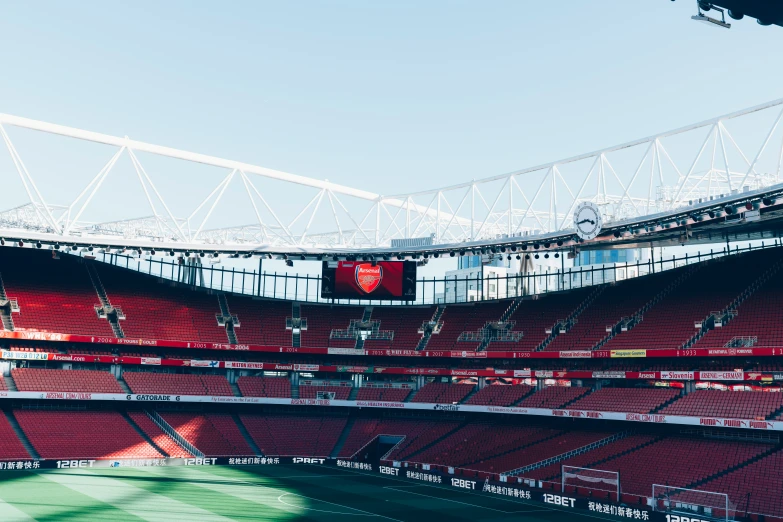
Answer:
xmin=573 ymin=201 xmax=603 ymax=240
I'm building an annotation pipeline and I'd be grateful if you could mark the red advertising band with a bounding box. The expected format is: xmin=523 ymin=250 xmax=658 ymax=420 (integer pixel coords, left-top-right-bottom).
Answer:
xmin=0 ymin=329 xmax=780 ymax=361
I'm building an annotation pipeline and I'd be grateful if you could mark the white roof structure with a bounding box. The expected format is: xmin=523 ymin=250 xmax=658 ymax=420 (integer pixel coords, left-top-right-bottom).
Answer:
xmin=0 ymin=98 xmax=782 ymax=254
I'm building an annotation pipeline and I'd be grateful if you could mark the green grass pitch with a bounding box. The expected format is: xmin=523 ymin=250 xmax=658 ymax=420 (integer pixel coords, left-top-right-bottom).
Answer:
xmin=0 ymin=464 xmax=621 ymax=521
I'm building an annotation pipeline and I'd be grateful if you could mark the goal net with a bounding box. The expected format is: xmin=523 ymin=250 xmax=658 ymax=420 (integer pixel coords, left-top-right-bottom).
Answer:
xmin=652 ymin=485 xmax=735 ymax=522
xmin=562 ymin=466 xmax=620 ymax=500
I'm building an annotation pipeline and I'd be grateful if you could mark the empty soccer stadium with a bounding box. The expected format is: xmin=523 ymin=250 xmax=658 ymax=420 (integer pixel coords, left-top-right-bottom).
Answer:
xmin=2 ymin=2 xmax=783 ymax=521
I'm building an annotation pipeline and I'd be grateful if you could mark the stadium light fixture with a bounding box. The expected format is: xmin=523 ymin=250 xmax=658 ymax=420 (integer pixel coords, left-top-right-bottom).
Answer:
xmin=18 ymin=240 xmax=24 ymax=247
xmin=0 ymin=238 xmax=4 ymax=246
xmin=35 ymin=242 xmax=42 ymax=248
xmin=285 ymin=259 xmax=294 ymax=267
xmin=763 ymin=197 xmax=776 ymax=206
xmin=692 ymin=3 xmax=731 ymax=29
xmin=534 ymin=253 xmax=540 ymax=259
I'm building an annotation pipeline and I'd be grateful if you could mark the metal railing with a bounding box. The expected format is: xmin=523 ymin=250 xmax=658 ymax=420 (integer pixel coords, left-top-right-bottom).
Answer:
xmin=90 ymin=240 xmax=783 ymax=306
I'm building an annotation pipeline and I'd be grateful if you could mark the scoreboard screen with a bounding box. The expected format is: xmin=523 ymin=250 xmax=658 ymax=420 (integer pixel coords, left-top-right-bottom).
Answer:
xmin=321 ymin=261 xmax=417 ymax=301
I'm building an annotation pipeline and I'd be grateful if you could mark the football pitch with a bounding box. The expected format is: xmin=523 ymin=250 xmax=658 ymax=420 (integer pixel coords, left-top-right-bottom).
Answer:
xmin=0 ymin=464 xmax=622 ymax=521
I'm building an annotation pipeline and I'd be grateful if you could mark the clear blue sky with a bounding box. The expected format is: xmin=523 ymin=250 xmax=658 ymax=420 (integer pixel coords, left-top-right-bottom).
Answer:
xmin=1 ymin=1 xmax=781 ymax=198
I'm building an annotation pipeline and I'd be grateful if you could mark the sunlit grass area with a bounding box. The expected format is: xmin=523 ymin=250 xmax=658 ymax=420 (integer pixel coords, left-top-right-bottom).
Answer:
xmin=0 ymin=465 xmax=615 ymax=521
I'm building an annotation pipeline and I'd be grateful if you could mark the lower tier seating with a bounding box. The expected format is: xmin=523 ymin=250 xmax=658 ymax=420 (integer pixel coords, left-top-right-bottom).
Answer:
xmin=159 ymin=412 xmax=253 ymax=457
xmin=127 ymin=411 xmax=192 ymax=458
xmin=12 ymin=368 xmax=124 ymax=394
xmin=517 ymin=386 xmax=591 ymax=409
xmin=240 ymin=414 xmax=347 ymax=457
xmin=659 ymin=390 xmax=783 ymax=420
xmin=236 ymin=376 xmax=292 ymax=398
xmin=15 ymin=410 xmax=162 ymax=459
xmin=0 ymin=413 xmax=31 ymax=460
xmin=466 ymin=384 xmax=535 ymax=406
xmin=410 ymin=382 xmax=474 ymax=404
xmin=123 ymin=372 xmax=233 ymax=396
xmin=355 ymin=387 xmax=412 ymax=402
xmin=565 ymin=387 xmax=681 ymax=414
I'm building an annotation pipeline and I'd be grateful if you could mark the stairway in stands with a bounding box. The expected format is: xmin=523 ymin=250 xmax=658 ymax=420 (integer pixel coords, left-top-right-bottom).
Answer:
xmin=116 ymin=375 xmax=132 ymax=394
xmin=355 ymin=307 xmax=374 ymax=350
xmin=3 ymin=376 xmax=17 ymax=391
xmin=0 ymin=273 xmax=16 ymax=331
xmin=330 ymin=416 xmax=358 ymax=458
xmin=4 ymin=410 xmax=39 ymax=459
xmin=400 ymin=420 xmax=470 ymax=461
xmin=145 ymin=410 xmax=204 ymax=457
xmin=85 ymin=261 xmax=124 ymax=338
xmin=291 ymin=303 xmax=302 ymax=348
xmin=416 ymin=306 xmax=444 ymax=350
xmin=232 ymin=413 xmax=263 ymax=456
xmin=592 ymin=264 xmax=700 ymax=351
xmin=686 ymin=257 xmax=783 ymax=349
xmin=534 ymin=286 xmax=606 ymax=351
xmin=507 ymin=432 xmax=631 ymax=476
xmin=217 ymin=293 xmax=238 ymax=344
xmin=122 ymin=412 xmax=170 ymax=456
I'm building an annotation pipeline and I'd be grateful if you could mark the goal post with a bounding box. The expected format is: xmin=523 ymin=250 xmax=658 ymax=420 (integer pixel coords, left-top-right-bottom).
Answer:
xmin=561 ymin=466 xmax=620 ymax=500
xmin=652 ymin=484 xmax=735 ymax=522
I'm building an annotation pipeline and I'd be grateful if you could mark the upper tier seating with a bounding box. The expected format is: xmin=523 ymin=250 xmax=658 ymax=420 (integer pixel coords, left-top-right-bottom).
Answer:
xmin=0 ymin=248 xmax=114 ymax=337
xmin=426 ymin=302 xmax=507 ymax=351
xmin=236 ymin=376 xmax=291 ymax=398
xmin=602 ymin=251 xmax=774 ymax=351
xmin=123 ymin=372 xmax=233 ymax=396
xmin=355 ymin=386 xmax=412 ymax=402
xmin=489 ymin=289 xmax=591 ymax=351
xmin=15 ymin=410 xmax=162 ymax=459
xmin=544 ymin=272 xmax=679 ymax=352
xmin=160 ymin=412 xmax=253 ymax=457
xmin=410 ymin=382 xmax=474 ymax=404
xmin=11 ymin=368 xmax=124 ymax=394
xmin=465 ymin=384 xmax=534 ymax=406
xmin=127 ymin=411 xmax=192 ymax=458
xmin=517 ymin=386 xmax=591 ymax=409
xmin=660 ymin=390 xmax=783 ymax=420
xmin=696 ymin=266 xmax=783 ymax=348
xmin=95 ymin=263 xmax=228 ymax=343
xmin=566 ymin=387 xmax=681 ymax=414
xmin=225 ymin=296 xmax=292 ymax=346
xmin=0 ymin=413 xmax=32 ymax=460
xmin=300 ymin=305 xmax=365 ymax=348
xmin=240 ymin=414 xmax=347 ymax=457
xmin=299 ymin=384 xmax=352 ymax=400
xmin=362 ymin=306 xmax=436 ymax=351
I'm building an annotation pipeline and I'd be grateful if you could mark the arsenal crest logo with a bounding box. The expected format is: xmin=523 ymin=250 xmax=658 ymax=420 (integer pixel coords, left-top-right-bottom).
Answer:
xmin=355 ymin=264 xmax=383 ymax=293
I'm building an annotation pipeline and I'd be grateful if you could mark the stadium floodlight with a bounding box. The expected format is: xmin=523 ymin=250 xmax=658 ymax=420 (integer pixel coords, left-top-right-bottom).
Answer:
xmin=18 ymin=240 xmax=24 ymax=247
xmin=652 ymin=484 xmax=734 ymax=522
xmin=692 ymin=3 xmax=731 ymax=29
xmin=0 ymin=238 xmax=4 ymax=245
xmin=35 ymin=242 xmax=42 ymax=248
xmin=285 ymin=259 xmax=294 ymax=267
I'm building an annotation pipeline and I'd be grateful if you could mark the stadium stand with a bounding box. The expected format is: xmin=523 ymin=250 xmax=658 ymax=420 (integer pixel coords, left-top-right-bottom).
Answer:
xmin=236 ymin=376 xmax=292 ymax=398
xmin=424 ymin=302 xmax=507 ymax=351
xmin=239 ymin=414 xmax=347 ymax=457
xmin=299 ymin=304 xmax=364 ymax=348
xmin=602 ymin=252 xmax=775 ymax=351
xmin=0 ymin=249 xmax=114 ymax=337
xmin=299 ymin=383 xmax=352 ymax=400
xmin=11 ymin=368 xmax=124 ymax=394
xmin=123 ymin=372 xmax=234 ymax=396
xmin=94 ymin=263 xmax=228 ymax=343
xmin=410 ymin=382 xmax=474 ymax=404
xmin=0 ymin=413 xmax=32 ymax=460
xmin=489 ymin=288 xmax=592 ymax=351
xmin=337 ymin=417 xmax=448 ymax=458
xmin=225 ymin=296 xmax=292 ymax=346
xmin=15 ymin=410 xmax=163 ymax=459
xmin=159 ymin=412 xmax=253 ymax=457
xmin=659 ymin=390 xmax=783 ymax=420
xmin=465 ymin=384 xmax=535 ymax=406
xmin=565 ymin=387 xmax=681 ymax=414
xmin=355 ymin=386 xmax=412 ymax=402
xmin=127 ymin=411 xmax=193 ymax=458
xmin=516 ymin=386 xmax=591 ymax=409
xmin=362 ymin=306 xmax=436 ymax=351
